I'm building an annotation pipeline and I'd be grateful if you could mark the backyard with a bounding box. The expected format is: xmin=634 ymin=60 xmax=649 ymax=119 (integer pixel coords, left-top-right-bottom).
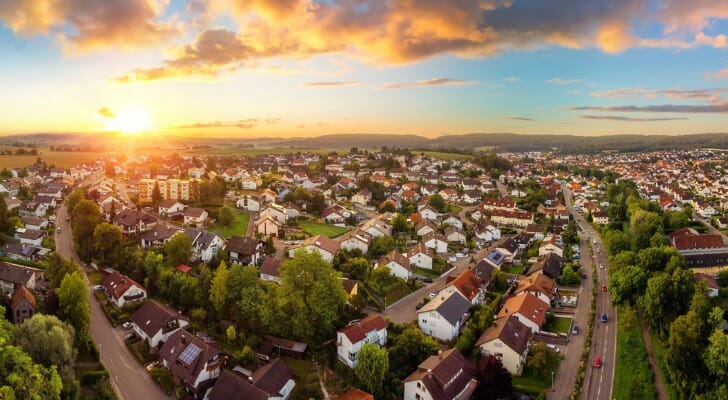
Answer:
xmin=208 ymin=210 xmax=249 ymax=238
xmin=298 ymin=222 xmax=350 ymax=238
xmin=512 ymin=356 xmax=560 ymax=395
xmin=543 ymin=316 xmax=572 ymax=335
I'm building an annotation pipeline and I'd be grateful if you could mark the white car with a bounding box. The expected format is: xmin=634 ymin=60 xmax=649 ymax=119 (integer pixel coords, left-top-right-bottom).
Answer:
xmin=547 ymin=344 xmax=561 ymax=353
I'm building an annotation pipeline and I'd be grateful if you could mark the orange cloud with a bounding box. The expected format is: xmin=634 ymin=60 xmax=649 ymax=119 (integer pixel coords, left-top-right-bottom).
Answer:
xmin=0 ymin=0 xmax=180 ymax=52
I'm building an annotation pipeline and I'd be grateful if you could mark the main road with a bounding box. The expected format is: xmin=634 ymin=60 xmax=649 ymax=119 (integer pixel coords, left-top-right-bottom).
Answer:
xmin=56 ymin=203 xmax=169 ymax=400
xmin=562 ymin=186 xmax=617 ymax=400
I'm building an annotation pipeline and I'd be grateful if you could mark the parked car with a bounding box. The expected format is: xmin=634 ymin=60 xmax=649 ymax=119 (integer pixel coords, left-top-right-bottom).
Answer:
xmin=122 ymin=321 xmax=132 ymax=330
xmin=124 ymin=332 xmax=137 ymax=341
xmin=422 ymin=277 xmax=433 ymax=283
xmin=145 ymin=360 xmax=160 ymax=372
xmin=593 ymin=356 xmax=602 ymax=368
xmin=602 ymin=285 xmax=607 ymax=292
xmin=601 ymin=313 xmax=608 ymax=323
xmin=547 ymin=344 xmax=560 ymax=353
xmin=93 ymin=285 xmax=105 ymax=291
xmin=572 ymin=325 xmax=579 ymax=335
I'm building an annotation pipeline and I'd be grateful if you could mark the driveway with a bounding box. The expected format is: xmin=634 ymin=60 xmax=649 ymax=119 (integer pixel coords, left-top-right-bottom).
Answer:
xmin=56 ymin=203 xmax=170 ymax=400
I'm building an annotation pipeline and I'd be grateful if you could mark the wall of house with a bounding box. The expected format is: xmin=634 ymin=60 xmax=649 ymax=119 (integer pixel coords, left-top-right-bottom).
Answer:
xmin=418 ymin=311 xmax=458 ymax=341
xmin=480 ymin=340 xmax=524 ymax=375
xmin=403 ymin=380 xmax=434 ymax=400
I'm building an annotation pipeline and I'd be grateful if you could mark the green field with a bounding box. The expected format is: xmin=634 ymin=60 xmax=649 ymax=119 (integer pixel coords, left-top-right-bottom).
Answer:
xmin=208 ymin=210 xmax=250 ymax=238
xmin=544 ymin=316 xmax=572 ymax=334
xmin=614 ymin=306 xmax=657 ymax=400
xmin=420 ymin=151 xmax=472 ymax=160
xmin=298 ymin=222 xmax=350 ymax=238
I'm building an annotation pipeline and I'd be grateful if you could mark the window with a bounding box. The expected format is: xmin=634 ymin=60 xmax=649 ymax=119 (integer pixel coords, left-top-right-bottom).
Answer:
xmin=348 ymin=352 xmax=357 ymax=361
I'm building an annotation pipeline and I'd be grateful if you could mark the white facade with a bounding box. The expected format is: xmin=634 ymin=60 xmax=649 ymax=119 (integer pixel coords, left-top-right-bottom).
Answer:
xmin=479 ymin=338 xmax=527 ymax=376
xmin=424 ymin=237 xmax=448 ymax=254
xmin=409 ymin=252 xmax=433 ymax=269
xmin=336 ymin=328 xmax=387 ymax=369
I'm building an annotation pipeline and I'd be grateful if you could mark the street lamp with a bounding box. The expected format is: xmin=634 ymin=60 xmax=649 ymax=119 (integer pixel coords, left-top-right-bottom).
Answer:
xmin=551 ymin=370 xmax=555 ymax=390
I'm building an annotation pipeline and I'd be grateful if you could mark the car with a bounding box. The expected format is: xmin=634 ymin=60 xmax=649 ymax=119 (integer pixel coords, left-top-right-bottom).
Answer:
xmin=66 ymin=216 xmax=70 ymax=222
xmin=572 ymin=326 xmax=580 ymax=335
xmin=93 ymin=285 xmax=105 ymax=291
xmin=145 ymin=360 xmax=160 ymax=372
xmin=122 ymin=321 xmax=132 ymax=330
xmin=593 ymin=356 xmax=602 ymax=368
xmin=581 ymin=273 xmax=587 ymax=279
xmin=599 ymin=264 xmax=604 ymax=269
xmin=428 ymin=292 xmax=437 ymax=299
xmin=602 ymin=285 xmax=607 ymax=292
xmin=422 ymin=277 xmax=433 ymax=283
xmin=601 ymin=313 xmax=608 ymax=323
xmin=547 ymin=344 xmax=560 ymax=353
xmin=56 ymin=227 xmax=61 ymax=233
xmin=416 ymin=302 xmax=424 ymax=310
xmin=593 ymin=239 xmax=597 ymax=244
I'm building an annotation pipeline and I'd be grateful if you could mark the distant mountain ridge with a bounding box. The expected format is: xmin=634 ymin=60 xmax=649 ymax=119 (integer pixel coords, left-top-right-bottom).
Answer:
xmin=4 ymin=132 xmax=728 ymax=154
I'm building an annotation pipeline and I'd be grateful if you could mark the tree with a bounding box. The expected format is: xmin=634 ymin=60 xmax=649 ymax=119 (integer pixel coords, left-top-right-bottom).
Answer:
xmin=391 ymin=214 xmax=410 ymax=235
xmin=93 ymin=222 xmax=123 ymax=267
xmin=704 ymin=328 xmax=728 ymax=379
xmin=277 ymin=250 xmax=347 ymax=341
xmin=427 ymin=194 xmax=447 ymax=213
xmin=475 ymin=355 xmax=512 ymax=400
xmin=57 ymin=271 xmax=90 ymax=346
xmin=641 ymin=269 xmax=697 ymax=335
xmin=71 ymin=199 xmax=102 ymax=262
xmin=151 ymin=182 xmax=162 ymax=206
xmin=717 ymin=269 xmax=728 ymax=287
xmin=162 ymin=233 xmax=192 ymax=268
xmin=355 ymin=344 xmax=389 ymax=395
xmin=665 ymin=310 xmax=709 ymax=397
xmin=368 ymin=236 xmax=395 ymax=258
xmin=341 ymin=257 xmax=370 ymax=280
xmin=46 ymin=253 xmax=79 ymax=288
xmin=608 ymin=265 xmax=648 ymax=306
xmin=490 ymin=269 xmax=508 ymax=291
xmin=65 ymin=189 xmax=86 ymax=215
xmin=0 ymin=195 xmax=9 ymax=233
xmin=0 ymin=336 xmax=63 ymax=399
xmin=527 ymin=343 xmax=559 ymax=378
xmin=217 ymin=206 xmax=236 ymax=227
xmin=630 ymin=210 xmax=663 ymax=250
xmin=605 ymin=230 xmax=631 ymax=254
xmin=388 ymin=324 xmax=439 ymax=379
xmin=310 ymin=192 xmax=326 ymax=215
xmin=14 ymin=314 xmax=78 ymax=397
xmin=209 ymin=261 xmax=230 ymax=315
xmin=226 ymin=326 xmax=237 ymax=343
xmin=560 ymin=266 xmax=580 ymax=285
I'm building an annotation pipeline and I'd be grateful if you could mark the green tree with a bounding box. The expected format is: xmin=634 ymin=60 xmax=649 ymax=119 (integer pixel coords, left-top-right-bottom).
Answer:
xmin=341 ymin=257 xmax=370 ymax=280
xmin=641 ymin=269 xmax=697 ymax=336
xmin=151 ymin=182 xmax=162 ymax=207
xmin=226 ymin=326 xmax=237 ymax=342
xmin=45 ymin=253 xmax=79 ymax=288
xmin=65 ymin=189 xmax=86 ymax=215
xmin=704 ymin=329 xmax=728 ymax=379
xmin=608 ymin=265 xmax=648 ymax=306
xmin=368 ymin=235 xmax=395 ymax=258
xmin=491 ymin=269 xmax=508 ymax=291
xmin=277 ymin=250 xmax=347 ymax=341
xmin=527 ymin=342 xmax=559 ymax=378
xmin=355 ymin=343 xmax=389 ymax=395
xmin=388 ymin=324 xmax=439 ymax=379
xmin=665 ymin=310 xmax=709 ymax=397
xmin=217 ymin=206 xmax=236 ymax=227
xmin=209 ymin=261 xmax=230 ymax=315
xmin=71 ymin=199 xmax=102 ymax=262
xmin=560 ymin=266 xmax=580 ymax=285
xmin=427 ymin=194 xmax=447 ymax=213
xmin=162 ymin=233 xmax=192 ymax=268
xmin=391 ymin=214 xmax=410 ymax=235
xmin=57 ymin=272 xmax=90 ymax=346
xmin=93 ymin=222 xmax=123 ymax=267
xmin=630 ymin=210 xmax=663 ymax=250
xmin=0 ymin=335 xmax=63 ymax=400
xmin=605 ymin=230 xmax=631 ymax=254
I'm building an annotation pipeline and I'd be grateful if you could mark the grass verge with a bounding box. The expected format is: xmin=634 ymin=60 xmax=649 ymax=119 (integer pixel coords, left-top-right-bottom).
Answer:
xmin=613 ymin=305 xmax=656 ymax=400
xmin=648 ymin=328 xmax=681 ymax=400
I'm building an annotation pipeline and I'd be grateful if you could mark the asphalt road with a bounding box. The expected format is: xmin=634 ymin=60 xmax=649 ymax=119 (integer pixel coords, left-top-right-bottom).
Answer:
xmin=56 ymin=203 xmax=169 ymax=400
xmin=562 ymin=187 xmax=617 ymax=400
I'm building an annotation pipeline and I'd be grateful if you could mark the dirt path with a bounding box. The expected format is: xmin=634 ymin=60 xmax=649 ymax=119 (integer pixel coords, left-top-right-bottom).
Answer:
xmin=638 ymin=307 xmax=669 ymax=400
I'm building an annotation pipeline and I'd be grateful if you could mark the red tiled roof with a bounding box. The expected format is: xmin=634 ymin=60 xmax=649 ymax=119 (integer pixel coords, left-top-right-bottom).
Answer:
xmin=672 ymin=234 xmax=724 ymax=250
xmin=338 ymin=315 xmax=387 ymax=344
xmin=175 ymin=264 xmax=192 ymax=274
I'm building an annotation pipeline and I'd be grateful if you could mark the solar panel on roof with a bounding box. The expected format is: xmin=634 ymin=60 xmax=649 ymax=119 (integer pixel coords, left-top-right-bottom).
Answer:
xmin=178 ymin=343 xmax=202 ymax=365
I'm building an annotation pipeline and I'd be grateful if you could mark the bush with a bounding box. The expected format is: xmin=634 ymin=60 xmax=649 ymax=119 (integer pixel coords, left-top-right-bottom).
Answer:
xmin=80 ymin=370 xmax=109 ymax=386
xmin=151 ymin=367 xmax=175 ymax=395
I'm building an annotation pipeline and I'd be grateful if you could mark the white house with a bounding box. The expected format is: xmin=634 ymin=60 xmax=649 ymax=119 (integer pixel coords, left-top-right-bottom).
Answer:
xmin=287 ymin=235 xmax=339 ymax=263
xmin=475 ymin=316 xmax=531 ymax=376
xmin=159 ymin=329 xmax=222 ymax=392
xmin=377 ymin=250 xmax=411 ymax=281
xmin=422 ymin=232 xmax=448 ymax=254
xmin=101 ymin=271 xmax=146 ymax=308
xmin=403 ymin=349 xmax=478 ymax=400
xmin=496 ymin=292 xmax=547 ymax=333
xmin=236 ymin=195 xmax=261 ymax=212
xmin=184 ymin=207 xmax=209 ymax=227
xmin=339 ymin=230 xmax=371 ymax=254
xmin=441 ymin=215 xmax=463 ymax=230
xmin=417 ymin=291 xmax=472 ymax=341
xmin=185 ymin=229 xmax=225 ymax=262
xmin=206 ymin=360 xmax=295 ymax=400
xmin=408 ymin=243 xmax=434 ymax=269
xmin=130 ymin=300 xmax=189 ymax=349
xmin=158 ymin=199 xmax=185 ymax=216
xmin=336 ymin=316 xmax=388 ymax=368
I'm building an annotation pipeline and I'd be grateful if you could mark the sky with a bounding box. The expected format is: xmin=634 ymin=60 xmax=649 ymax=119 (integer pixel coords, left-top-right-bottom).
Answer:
xmin=0 ymin=0 xmax=727 ymax=138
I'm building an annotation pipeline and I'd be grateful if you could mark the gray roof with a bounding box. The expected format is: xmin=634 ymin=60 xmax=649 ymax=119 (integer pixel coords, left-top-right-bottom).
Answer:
xmin=419 ymin=291 xmax=471 ymax=326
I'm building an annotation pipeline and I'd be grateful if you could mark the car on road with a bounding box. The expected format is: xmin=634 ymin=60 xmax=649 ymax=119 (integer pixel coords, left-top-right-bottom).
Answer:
xmin=56 ymin=227 xmax=61 ymax=233
xmin=602 ymin=285 xmax=607 ymax=292
xmin=593 ymin=356 xmax=602 ymax=368
xmin=581 ymin=273 xmax=587 ymax=279
xmin=572 ymin=326 xmax=579 ymax=335
xmin=547 ymin=344 xmax=560 ymax=353
xmin=593 ymin=239 xmax=597 ymax=244
xmin=601 ymin=313 xmax=608 ymax=323
xmin=66 ymin=216 xmax=70 ymax=222
xmin=421 ymin=277 xmax=433 ymax=283
xmin=122 ymin=321 xmax=132 ymax=330
xmin=599 ymin=264 xmax=604 ymax=269
xmin=93 ymin=285 xmax=105 ymax=291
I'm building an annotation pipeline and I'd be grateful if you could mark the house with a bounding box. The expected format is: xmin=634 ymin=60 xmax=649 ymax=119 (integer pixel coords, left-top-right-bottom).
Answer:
xmin=423 ymin=231 xmax=448 ymax=254
xmin=184 ymin=207 xmax=209 ymax=227
xmin=420 ymin=205 xmax=439 ymax=221
xmin=19 ymin=229 xmax=45 ymax=247
xmin=11 ymin=285 xmax=35 ymax=324
xmin=19 ymin=216 xmax=46 ymax=230
xmin=287 ymin=235 xmax=339 ymax=262
xmin=159 ymin=329 xmax=223 ymax=395
xmin=527 ymin=253 xmax=563 ymax=280
xmin=260 ymin=205 xmax=287 ymax=224
xmin=592 ymin=211 xmax=609 ymax=225
xmin=336 ymin=315 xmax=388 ymax=368
xmin=322 ymin=207 xmax=347 ymax=224
xmin=514 ymin=273 xmax=555 ymax=306
xmin=417 ymin=291 xmax=471 ymax=341
xmin=260 ymin=257 xmax=283 ymax=284
xmin=474 ymin=222 xmax=501 ymax=244
xmin=339 ymin=230 xmax=371 ymax=254
xmin=439 ymin=270 xmax=484 ymax=305
xmin=408 ymin=242 xmax=434 ymax=269
xmin=227 ymin=235 xmax=262 ymax=266
xmin=482 ymin=249 xmax=508 ymax=269
xmin=416 ymin=220 xmax=438 ymax=237
xmin=130 ymin=300 xmax=189 ymax=349
xmin=377 ymin=250 xmax=411 ymax=281
xmin=185 ymin=229 xmax=225 ymax=262
xmin=255 ymin=214 xmax=281 ymax=238
xmin=2 ymin=243 xmax=42 ymax=262
xmin=101 ymin=271 xmax=146 ymax=308
xmin=0 ymin=262 xmax=41 ymax=296
xmin=241 ymin=176 xmax=259 ymax=190
xmin=140 ymin=225 xmax=181 ymax=248
xmin=403 ymin=348 xmax=478 ymax=400
xmin=441 ymin=215 xmax=463 ymax=230
xmin=539 ymin=235 xmax=563 ymax=257
xmin=444 ymin=226 xmax=466 ymax=244
xmin=695 ymin=273 xmax=720 ymax=297
xmin=475 ymin=315 xmax=531 ymax=375
xmin=472 ymin=260 xmax=494 ymax=288
xmin=497 ymin=292 xmax=547 ymax=333
xmin=256 ymin=336 xmax=307 ymax=361
xmin=236 ymin=195 xmax=261 ymax=212
xmin=206 ymin=360 xmax=295 ymax=400
xmin=335 ymin=389 xmax=374 ymax=400
xmin=113 ymin=209 xmax=157 ymax=235
xmin=352 ymin=189 xmax=372 ymax=205
xmin=158 ymin=199 xmax=185 ymax=216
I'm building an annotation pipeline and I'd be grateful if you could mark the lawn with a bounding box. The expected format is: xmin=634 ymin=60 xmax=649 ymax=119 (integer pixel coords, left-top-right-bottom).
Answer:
xmin=503 ymin=264 xmax=525 ymax=275
xmin=412 ymin=266 xmax=441 ymax=279
xmin=544 ymin=316 xmax=572 ymax=335
xmin=208 ymin=210 xmax=249 ymax=238
xmin=614 ymin=306 xmax=657 ymax=400
xmin=512 ymin=358 xmax=560 ymax=395
xmin=298 ymin=222 xmax=350 ymax=238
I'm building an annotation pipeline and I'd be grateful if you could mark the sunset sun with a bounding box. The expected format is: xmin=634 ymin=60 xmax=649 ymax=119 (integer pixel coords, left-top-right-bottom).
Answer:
xmin=107 ymin=107 xmax=153 ymax=134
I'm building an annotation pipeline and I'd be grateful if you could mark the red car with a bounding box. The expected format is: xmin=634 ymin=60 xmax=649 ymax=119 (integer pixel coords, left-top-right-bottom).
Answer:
xmin=593 ymin=356 xmax=602 ymax=368
xmin=601 ymin=285 xmax=607 ymax=292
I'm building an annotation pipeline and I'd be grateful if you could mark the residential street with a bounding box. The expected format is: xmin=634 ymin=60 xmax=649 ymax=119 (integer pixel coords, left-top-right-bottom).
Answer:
xmin=563 ymin=187 xmax=617 ymax=400
xmin=692 ymin=212 xmax=728 ymax=244
xmin=56 ymin=203 xmax=169 ymax=400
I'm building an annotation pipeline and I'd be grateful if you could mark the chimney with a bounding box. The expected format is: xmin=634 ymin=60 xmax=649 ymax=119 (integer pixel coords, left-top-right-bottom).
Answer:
xmin=438 ymin=350 xmax=443 ymax=359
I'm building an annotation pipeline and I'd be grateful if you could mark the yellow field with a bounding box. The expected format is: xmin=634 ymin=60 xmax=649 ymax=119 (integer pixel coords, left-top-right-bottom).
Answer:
xmin=0 ymin=151 xmax=108 ymax=169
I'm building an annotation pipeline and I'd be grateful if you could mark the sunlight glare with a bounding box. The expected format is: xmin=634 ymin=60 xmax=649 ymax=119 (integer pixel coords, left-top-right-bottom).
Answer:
xmin=107 ymin=107 xmax=153 ymax=134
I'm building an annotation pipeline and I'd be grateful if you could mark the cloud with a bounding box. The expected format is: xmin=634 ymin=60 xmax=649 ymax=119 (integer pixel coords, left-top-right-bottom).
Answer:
xmin=695 ymin=32 xmax=728 ymax=48
xmin=0 ymin=0 xmax=181 ymax=52
xmin=505 ymin=116 xmax=535 ymax=121
xmin=569 ymin=104 xmax=728 ymax=113
xmin=578 ymin=115 xmax=690 ymax=121
xmin=590 ymin=87 xmax=728 ymax=104
xmin=504 ymin=77 xmax=519 ymax=82
xmin=546 ymin=78 xmax=584 ymax=84
xmin=707 ymin=67 xmax=728 ymax=80
xmin=177 ymin=118 xmax=280 ymax=129
xmin=304 ymin=81 xmax=359 ymax=87
xmin=98 ymin=107 xmax=116 ymax=118
xmin=379 ymin=78 xmax=476 ymax=89
xmin=660 ymin=0 xmax=728 ymax=32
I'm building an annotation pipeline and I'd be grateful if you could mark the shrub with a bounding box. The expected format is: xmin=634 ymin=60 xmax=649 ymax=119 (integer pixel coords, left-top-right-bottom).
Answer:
xmin=80 ymin=370 xmax=109 ymax=386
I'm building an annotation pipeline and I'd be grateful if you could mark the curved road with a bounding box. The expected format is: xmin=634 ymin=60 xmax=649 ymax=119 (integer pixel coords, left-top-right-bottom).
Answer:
xmin=563 ymin=187 xmax=617 ymax=400
xmin=56 ymin=203 xmax=169 ymax=400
